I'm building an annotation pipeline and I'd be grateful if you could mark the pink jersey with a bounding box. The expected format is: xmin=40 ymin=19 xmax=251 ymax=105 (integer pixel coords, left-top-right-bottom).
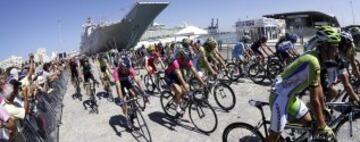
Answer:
xmin=113 ymin=67 xmax=136 ymax=82
xmin=165 ymin=59 xmax=193 ymax=75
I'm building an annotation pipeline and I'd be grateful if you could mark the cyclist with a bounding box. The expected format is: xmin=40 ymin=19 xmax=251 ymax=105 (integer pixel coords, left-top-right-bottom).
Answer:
xmin=144 ymin=44 xmax=166 ymax=75
xmin=98 ymin=54 xmax=112 ymax=95
xmin=113 ymin=59 xmax=146 ymax=127
xmin=267 ymin=26 xmax=340 ymax=142
xmin=69 ymin=57 xmax=82 ymax=87
xmin=181 ymin=38 xmax=195 ymax=59
xmin=350 ymin=27 xmax=360 ymax=49
xmin=275 ymin=33 xmax=300 ymax=65
xmin=164 ymin=46 xmax=205 ymax=115
xmin=250 ymin=36 xmax=275 ymax=59
xmin=194 ymin=37 xmax=222 ymax=77
xmin=80 ymin=57 xmax=98 ymax=96
xmin=232 ymin=35 xmax=252 ymax=65
xmin=323 ymin=31 xmax=360 ymax=103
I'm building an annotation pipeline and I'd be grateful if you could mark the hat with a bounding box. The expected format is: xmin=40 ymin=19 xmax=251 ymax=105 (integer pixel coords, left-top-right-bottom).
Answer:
xmin=37 ymin=76 xmax=46 ymax=85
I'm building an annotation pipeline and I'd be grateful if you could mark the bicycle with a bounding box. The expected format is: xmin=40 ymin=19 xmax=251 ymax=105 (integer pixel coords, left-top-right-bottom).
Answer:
xmin=143 ymin=71 xmax=167 ymax=93
xmin=71 ymin=76 xmax=82 ymax=101
xmin=189 ymin=75 xmax=236 ymax=111
xmin=122 ymin=95 xmax=152 ymax=142
xmin=248 ymin=55 xmax=283 ymax=84
xmin=226 ymin=57 xmax=255 ymax=82
xmin=160 ymin=90 xmax=218 ymax=133
xmin=83 ymin=81 xmax=99 ymax=114
xmin=100 ymin=72 xmax=114 ymax=102
xmin=222 ymin=99 xmax=340 ymax=142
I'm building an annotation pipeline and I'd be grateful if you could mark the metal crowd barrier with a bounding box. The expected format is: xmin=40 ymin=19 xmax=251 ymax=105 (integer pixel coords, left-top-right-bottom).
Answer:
xmin=16 ymin=71 xmax=69 ymax=142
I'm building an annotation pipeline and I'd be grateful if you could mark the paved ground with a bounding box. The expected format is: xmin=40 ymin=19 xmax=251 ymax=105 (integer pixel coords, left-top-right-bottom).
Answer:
xmin=59 ymin=59 xmax=273 ymax=142
xmin=59 ymin=48 xmax=360 ymax=142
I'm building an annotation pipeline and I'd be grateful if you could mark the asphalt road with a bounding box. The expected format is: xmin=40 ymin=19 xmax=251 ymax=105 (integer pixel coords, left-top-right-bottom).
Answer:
xmin=59 ymin=48 xmax=360 ymax=142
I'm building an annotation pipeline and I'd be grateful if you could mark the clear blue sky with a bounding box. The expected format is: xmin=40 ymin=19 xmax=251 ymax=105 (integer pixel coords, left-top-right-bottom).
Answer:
xmin=0 ymin=0 xmax=359 ymax=60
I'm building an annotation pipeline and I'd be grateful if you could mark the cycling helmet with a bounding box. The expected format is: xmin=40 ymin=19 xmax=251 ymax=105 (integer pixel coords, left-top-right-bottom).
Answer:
xmin=340 ymin=32 xmax=354 ymax=44
xmin=288 ymin=33 xmax=298 ymax=43
xmin=241 ymin=35 xmax=252 ymax=43
xmin=350 ymin=27 xmax=360 ymax=37
xmin=316 ymin=26 xmax=341 ymax=45
xmin=260 ymin=36 xmax=268 ymax=43
xmin=121 ymin=55 xmax=132 ymax=68
xmin=205 ymin=37 xmax=217 ymax=49
xmin=147 ymin=44 xmax=156 ymax=52
xmin=182 ymin=38 xmax=191 ymax=45
xmin=174 ymin=46 xmax=191 ymax=61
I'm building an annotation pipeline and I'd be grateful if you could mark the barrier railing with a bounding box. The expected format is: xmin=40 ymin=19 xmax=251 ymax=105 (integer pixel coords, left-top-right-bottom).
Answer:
xmin=15 ymin=71 xmax=68 ymax=142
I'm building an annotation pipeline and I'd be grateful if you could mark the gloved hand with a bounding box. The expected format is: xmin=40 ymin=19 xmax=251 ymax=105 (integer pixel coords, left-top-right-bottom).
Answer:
xmin=318 ymin=125 xmax=335 ymax=139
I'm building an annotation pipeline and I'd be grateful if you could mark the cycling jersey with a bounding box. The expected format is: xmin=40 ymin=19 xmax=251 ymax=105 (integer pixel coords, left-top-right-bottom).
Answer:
xmin=232 ymin=42 xmax=248 ymax=60
xmin=269 ymin=50 xmax=320 ymax=133
xmin=114 ymin=67 xmax=136 ymax=95
xmin=165 ymin=59 xmax=193 ymax=85
xmin=196 ymin=46 xmax=212 ymax=71
xmin=277 ymin=41 xmax=294 ymax=52
xmin=251 ymin=40 xmax=264 ymax=56
xmin=145 ymin=52 xmax=160 ymax=73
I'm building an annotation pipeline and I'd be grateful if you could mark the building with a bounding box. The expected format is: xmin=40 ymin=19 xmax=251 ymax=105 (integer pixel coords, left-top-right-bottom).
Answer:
xmin=264 ymin=11 xmax=340 ymax=38
xmin=235 ymin=17 xmax=286 ymax=42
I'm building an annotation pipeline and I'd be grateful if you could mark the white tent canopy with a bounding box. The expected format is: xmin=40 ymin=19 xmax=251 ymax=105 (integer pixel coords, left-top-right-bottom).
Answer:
xmin=175 ymin=25 xmax=208 ymax=36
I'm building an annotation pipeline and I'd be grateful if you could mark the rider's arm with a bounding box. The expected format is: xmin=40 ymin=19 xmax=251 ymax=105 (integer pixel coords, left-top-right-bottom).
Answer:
xmin=201 ymin=51 xmax=217 ymax=75
xmin=158 ymin=57 xmax=166 ymax=70
xmin=340 ymin=73 xmax=360 ymax=102
xmin=350 ymin=56 xmax=360 ymax=79
xmin=309 ymin=84 xmax=327 ymax=130
xmin=174 ymin=69 xmax=189 ymax=92
xmin=190 ymin=66 xmax=205 ymax=87
xmin=213 ymin=50 xmax=227 ymax=68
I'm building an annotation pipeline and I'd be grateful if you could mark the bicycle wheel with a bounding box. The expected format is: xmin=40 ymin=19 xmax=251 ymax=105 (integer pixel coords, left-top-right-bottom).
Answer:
xmin=189 ymin=100 xmax=218 ymax=133
xmin=144 ymin=75 xmax=155 ymax=93
xmin=248 ymin=63 xmax=265 ymax=84
xmin=267 ymin=60 xmax=283 ymax=83
xmin=334 ymin=112 xmax=360 ymax=142
xmin=213 ymin=83 xmax=236 ymax=111
xmin=226 ymin=63 xmax=242 ymax=82
xmin=160 ymin=91 xmax=178 ymax=118
xmin=132 ymin=108 xmax=152 ymax=142
xmin=222 ymin=122 xmax=265 ymax=142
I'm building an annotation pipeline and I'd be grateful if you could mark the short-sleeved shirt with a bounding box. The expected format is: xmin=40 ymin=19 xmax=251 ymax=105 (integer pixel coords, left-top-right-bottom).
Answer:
xmin=69 ymin=61 xmax=78 ymax=71
xmin=197 ymin=46 xmax=212 ymax=70
xmin=251 ymin=40 xmax=262 ymax=50
xmin=115 ymin=67 xmax=136 ymax=82
xmin=145 ymin=52 xmax=160 ymax=66
xmin=99 ymin=59 xmax=107 ymax=68
xmin=165 ymin=59 xmax=193 ymax=75
xmin=232 ymin=42 xmax=247 ymax=57
xmin=277 ymin=41 xmax=295 ymax=52
xmin=82 ymin=63 xmax=92 ymax=74
xmin=275 ymin=50 xmax=320 ymax=97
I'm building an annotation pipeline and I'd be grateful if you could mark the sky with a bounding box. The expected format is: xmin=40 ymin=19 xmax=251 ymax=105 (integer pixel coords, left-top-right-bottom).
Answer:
xmin=0 ymin=0 xmax=359 ymax=60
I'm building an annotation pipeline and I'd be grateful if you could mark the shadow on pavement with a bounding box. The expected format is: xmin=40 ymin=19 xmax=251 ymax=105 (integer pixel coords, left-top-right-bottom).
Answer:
xmin=96 ymin=91 xmax=110 ymax=100
xmin=148 ymin=111 xmax=207 ymax=135
xmin=109 ymin=115 xmax=130 ymax=137
xmin=109 ymin=115 xmax=150 ymax=142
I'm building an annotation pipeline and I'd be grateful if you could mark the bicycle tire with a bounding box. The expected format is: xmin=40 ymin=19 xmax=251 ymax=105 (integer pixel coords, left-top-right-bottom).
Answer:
xmin=267 ymin=59 xmax=283 ymax=83
xmin=222 ymin=122 xmax=265 ymax=142
xmin=226 ymin=63 xmax=242 ymax=82
xmin=160 ymin=91 xmax=178 ymax=118
xmin=144 ymin=75 xmax=155 ymax=93
xmin=133 ymin=108 xmax=152 ymax=142
xmin=248 ymin=62 xmax=266 ymax=84
xmin=189 ymin=100 xmax=218 ymax=133
xmin=213 ymin=83 xmax=236 ymax=111
xmin=333 ymin=111 xmax=360 ymax=142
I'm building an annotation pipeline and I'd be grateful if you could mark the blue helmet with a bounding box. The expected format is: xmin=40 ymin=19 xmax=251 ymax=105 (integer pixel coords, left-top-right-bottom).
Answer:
xmin=287 ymin=33 xmax=298 ymax=43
